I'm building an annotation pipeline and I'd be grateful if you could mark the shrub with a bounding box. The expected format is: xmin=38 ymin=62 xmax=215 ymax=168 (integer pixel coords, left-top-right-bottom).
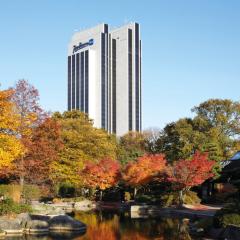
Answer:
xmin=58 ymin=183 xmax=75 ymax=198
xmin=62 ymin=196 xmax=86 ymax=202
xmin=161 ymin=191 xmax=201 ymax=207
xmin=161 ymin=192 xmax=179 ymax=207
xmin=0 ymin=185 xmax=21 ymax=203
xmin=22 ymin=185 xmax=41 ymax=203
xmin=124 ymin=192 xmax=131 ymax=201
xmin=0 ymin=184 xmax=41 ymax=203
xmin=52 ymin=198 xmax=62 ymax=204
xmin=0 ymin=198 xmax=32 ymax=216
xmin=221 ymin=214 xmax=240 ymax=227
xmin=135 ymin=194 xmax=152 ymax=203
xmin=183 ymin=191 xmax=201 ymax=205
xmin=214 ymin=201 xmax=240 ymax=227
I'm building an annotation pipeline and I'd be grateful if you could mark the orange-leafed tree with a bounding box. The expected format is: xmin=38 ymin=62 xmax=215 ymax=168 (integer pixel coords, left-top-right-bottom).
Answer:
xmin=0 ymin=89 xmax=24 ymax=177
xmin=21 ymin=117 xmax=63 ymax=187
xmin=123 ymin=154 xmax=166 ymax=197
xmin=82 ymin=158 xmax=121 ymax=200
xmin=167 ymin=151 xmax=215 ymax=205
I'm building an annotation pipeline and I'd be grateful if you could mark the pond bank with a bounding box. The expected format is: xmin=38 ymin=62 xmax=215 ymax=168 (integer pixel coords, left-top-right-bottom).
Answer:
xmin=0 ymin=213 xmax=86 ymax=237
xmin=130 ymin=204 xmax=222 ymax=219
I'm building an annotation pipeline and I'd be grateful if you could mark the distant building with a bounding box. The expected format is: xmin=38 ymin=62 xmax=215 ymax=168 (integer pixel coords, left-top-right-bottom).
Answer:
xmin=67 ymin=22 xmax=142 ymax=136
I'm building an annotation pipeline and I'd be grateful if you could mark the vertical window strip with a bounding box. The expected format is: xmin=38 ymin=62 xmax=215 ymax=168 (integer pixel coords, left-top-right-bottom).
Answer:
xmin=72 ymin=55 xmax=76 ymax=109
xmin=135 ymin=23 xmax=140 ymax=131
xmin=68 ymin=56 xmax=71 ymax=110
xmin=128 ymin=29 xmax=133 ymax=131
xmin=112 ymin=39 xmax=117 ymax=134
xmin=81 ymin=52 xmax=85 ymax=111
xmin=85 ymin=50 xmax=89 ymax=114
xmin=101 ymin=33 xmax=106 ymax=129
xmin=76 ymin=53 xmax=80 ymax=110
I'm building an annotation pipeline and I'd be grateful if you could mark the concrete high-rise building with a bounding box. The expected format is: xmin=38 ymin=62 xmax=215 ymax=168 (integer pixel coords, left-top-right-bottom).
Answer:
xmin=67 ymin=22 xmax=142 ymax=136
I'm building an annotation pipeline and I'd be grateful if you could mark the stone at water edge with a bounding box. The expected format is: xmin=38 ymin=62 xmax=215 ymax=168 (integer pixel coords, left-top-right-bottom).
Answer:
xmin=0 ymin=219 xmax=23 ymax=235
xmin=25 ymin=220 xmax=49 ymax=233
xmin=49 ymin=215 xmax=86 ymax=231
xmin=16 ymin=213 xmax=31 ymax=228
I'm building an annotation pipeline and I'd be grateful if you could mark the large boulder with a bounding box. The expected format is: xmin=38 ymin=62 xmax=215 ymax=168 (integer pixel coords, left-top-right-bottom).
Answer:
xmin=25 ymin=220 xmax=49 ymax=233
xmin=16 ymin=213 xmax=31 ymax=228
xmin=49 ymin=215 xmax=86 ymax=232
xmin=0 ymin=219 xmax=23 ymax=235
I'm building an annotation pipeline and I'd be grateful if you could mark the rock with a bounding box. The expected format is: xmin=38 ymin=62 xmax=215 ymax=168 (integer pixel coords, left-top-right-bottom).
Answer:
xmin=131 ymin=205 xmax=149 ymax=214
xmin=182 ymin=218 xmax=190 ymax=224
xmin=30 ymin=214 xmax=51 ymax=222
xmin=0 ymin=219 xmax=23 ymax=235
xmin=25 ymin=220 xmax=49 ymax=233
xmin=16 ymin=213 xmax=31 ymax=228
xmin=49 ymin=215 xmax=86 ymax=232
xmin=74 ymin=200 xmax=95 ymax=211
xmin=196 ymin=228 xmax=204 ymax=233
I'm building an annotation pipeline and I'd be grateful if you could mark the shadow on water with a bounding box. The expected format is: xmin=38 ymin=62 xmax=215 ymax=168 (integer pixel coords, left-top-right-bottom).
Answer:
xmin=6 ymin=210 xmax=195 ymax=240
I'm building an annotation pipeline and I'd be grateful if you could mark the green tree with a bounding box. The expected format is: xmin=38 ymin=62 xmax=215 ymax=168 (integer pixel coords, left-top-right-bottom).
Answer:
xmin=117 ymin=131 xmax=146 ymax=165
xmin=51 ymin=110 xmax=118 ymax=186
xmin=192 ymin=99 xmax=240 ymax=159
xmin=154 ymin=118 xmax=206 ymax=162
xmin=153 ymin=99 xmax=240 ymax=175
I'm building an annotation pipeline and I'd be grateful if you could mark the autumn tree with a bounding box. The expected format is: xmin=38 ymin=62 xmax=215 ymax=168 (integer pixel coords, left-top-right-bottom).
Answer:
xmin=167 ymin=151 xmax=215 ymax=205
xmin=123 ymin=154 xmax=166 ymax=196
xmin=10 ymin=79 xmax=45 ymax=188
xmin=82 ymin=158 xmax=121 ymax=200
xmin=0 ymin=89 xmax=24 ymax=176
xmin=21 ymin=117 xmax=63 ymax=187
xmin=51 ymin=110 xmax=118 ymax=186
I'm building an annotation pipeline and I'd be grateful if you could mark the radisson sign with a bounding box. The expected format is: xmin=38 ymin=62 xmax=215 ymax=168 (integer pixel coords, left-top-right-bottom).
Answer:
xmin=73 ymin=39 xmax=94 ymax=54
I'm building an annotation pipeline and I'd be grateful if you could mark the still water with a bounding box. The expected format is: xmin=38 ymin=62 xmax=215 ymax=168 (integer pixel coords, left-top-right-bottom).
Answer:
xmin=7 ymin=211 xmax=198 ymax=240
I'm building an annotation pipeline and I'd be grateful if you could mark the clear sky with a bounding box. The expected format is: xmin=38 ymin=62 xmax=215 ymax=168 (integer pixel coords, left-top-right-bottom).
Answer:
xmin=0 ymin=0 xmax=239 ymax=129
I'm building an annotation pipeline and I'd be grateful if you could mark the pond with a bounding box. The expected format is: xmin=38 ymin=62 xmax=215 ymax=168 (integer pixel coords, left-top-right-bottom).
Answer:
xmin=73 ymin=210 xmax=194 ymax=240
xmin=6 ymin=210 xmax=201 ymax=240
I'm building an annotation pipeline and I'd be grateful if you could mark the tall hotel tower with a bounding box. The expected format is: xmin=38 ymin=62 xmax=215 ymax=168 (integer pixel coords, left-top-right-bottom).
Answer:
xmin=67 ymin=22 xmax=142 ymax=136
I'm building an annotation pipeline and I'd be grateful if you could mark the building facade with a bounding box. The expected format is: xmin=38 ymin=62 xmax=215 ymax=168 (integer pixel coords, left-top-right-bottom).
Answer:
xmin=67 ymin=22 xmax=142 ymax=136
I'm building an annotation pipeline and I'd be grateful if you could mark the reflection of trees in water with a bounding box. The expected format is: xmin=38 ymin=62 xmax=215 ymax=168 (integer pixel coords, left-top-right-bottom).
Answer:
xmin=74 ymin=211 xmax=191 ymax=240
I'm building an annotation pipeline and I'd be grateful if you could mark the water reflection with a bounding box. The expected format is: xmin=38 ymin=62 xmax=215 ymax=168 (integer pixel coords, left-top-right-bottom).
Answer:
xmin=74 ymin=211 xmax=192 ymax=240
xmin=5 ymin=211 xmax=193 ymax=240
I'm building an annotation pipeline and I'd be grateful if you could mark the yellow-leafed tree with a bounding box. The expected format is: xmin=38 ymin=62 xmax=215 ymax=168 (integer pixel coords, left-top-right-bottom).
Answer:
xmin=0 ymin=89 xmax=24 ymax=172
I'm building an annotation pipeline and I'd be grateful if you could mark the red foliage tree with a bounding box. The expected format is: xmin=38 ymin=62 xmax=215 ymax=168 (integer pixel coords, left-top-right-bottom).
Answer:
xmin=123 ymin=154 xmax=166 ymax=196
xmin=82 ymin=158 xmax=121 ymax=200
xmin=167 ymin=151 xmax=215 ymax=205
xmin=11 ymin=79 xmax=46 ymax=189
xmin=21 ymin=118 xmax=63 ymax=187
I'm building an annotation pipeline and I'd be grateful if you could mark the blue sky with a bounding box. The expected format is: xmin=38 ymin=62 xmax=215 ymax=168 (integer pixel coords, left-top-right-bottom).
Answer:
xmin=0 ymin=0 xmax=240 ymax=129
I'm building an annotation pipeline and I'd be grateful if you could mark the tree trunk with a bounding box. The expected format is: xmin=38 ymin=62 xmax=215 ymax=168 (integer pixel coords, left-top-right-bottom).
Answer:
xmin=179 ymin=190 xmax=184 ymax=207
xmin=20 ymin=155 xmax=25 ymax=203
xmin=100 ymin=190 xmax=103 ymax=201
xmin=134 ymin=187 xmax=138 ymax=199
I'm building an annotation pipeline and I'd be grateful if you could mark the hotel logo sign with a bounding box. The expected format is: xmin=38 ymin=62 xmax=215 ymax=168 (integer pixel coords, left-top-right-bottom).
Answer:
xmin=73 ymin=39 xmax=94 ymax=54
